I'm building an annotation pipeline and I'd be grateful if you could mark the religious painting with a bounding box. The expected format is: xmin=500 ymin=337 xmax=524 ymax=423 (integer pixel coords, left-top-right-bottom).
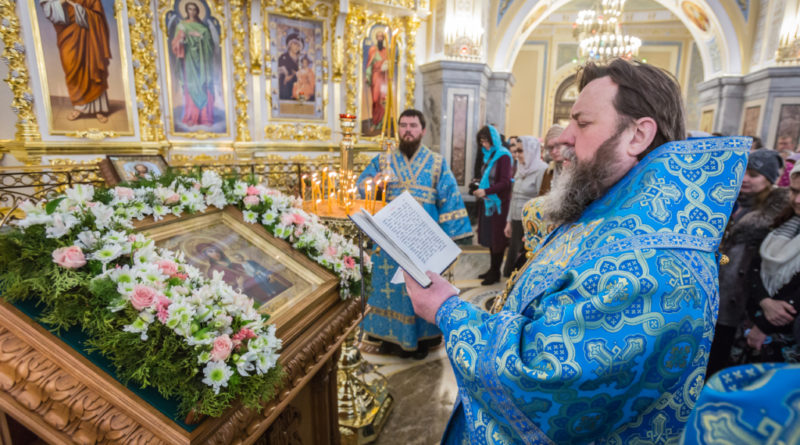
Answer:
xmin=139 ymin=209 xmax=326 ymax=321
xmin=361 ymin=24 xmax=399 ymax=138
xmin=267 ymin=14 xmax=325 ymax=121
xmin=102 ymin=154 xmax=169 ymax=185
xmin=774 ymin=103 xmax=800 ymax=152
xmin=741 ymin=105 xmax=761 ymax=137
xmin=29 ymin=0 xmax=134 ymax=135
xmin=163 ymin=0 xmax=229 ymax=136
xmin=700 ymin=109 xmax=715 ymax=134
xmin=681 ymin=1 xmax=711 ymax=32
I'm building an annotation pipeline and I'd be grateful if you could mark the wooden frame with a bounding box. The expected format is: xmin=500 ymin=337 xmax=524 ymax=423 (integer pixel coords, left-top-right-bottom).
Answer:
xmin=135 ymin=207 xmax=336 ymax=334
xmin=100 ymin=154 xmax=169 ymax=186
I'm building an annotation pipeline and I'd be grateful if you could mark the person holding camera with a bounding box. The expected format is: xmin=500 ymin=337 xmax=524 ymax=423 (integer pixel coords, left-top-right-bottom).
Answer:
xmin=472 ymin=125 xmax=513 ymax=285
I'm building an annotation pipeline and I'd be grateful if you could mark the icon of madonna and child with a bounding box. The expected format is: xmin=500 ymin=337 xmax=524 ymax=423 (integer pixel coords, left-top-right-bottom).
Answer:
xmin=195 ymin=242 xmax=291 ymax=305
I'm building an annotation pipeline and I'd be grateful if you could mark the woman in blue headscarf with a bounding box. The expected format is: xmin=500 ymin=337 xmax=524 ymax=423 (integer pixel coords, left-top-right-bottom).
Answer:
xmin=472 ymin=125 xmax=513 ymax=285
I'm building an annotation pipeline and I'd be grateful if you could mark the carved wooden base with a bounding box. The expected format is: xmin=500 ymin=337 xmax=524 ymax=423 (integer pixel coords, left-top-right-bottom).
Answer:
xmin=0 ymin=295 xmax=360 ymax=444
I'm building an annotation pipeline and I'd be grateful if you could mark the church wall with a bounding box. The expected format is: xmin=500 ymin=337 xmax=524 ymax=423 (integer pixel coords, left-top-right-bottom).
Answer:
xmin=0 ymin=0 xmax=428 ymax=166
xmin=506 ymin=43 xmax=544 ymax=138
xmin=0 ymin=41 xmax=15 ymax=143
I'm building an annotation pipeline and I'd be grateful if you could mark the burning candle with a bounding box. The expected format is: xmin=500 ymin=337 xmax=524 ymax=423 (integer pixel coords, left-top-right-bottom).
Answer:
xmin=301 ymin=174 xmax=307 ymax=200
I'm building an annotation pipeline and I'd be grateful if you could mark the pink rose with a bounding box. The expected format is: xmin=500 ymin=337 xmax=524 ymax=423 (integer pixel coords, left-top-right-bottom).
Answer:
xmin=129 ymin=284 xmax=159 ymax=311
xmin=325 ymin=245 xmax=338 ymax=257
xmin=174 ymin=272 xmax=189 ymax=280
xmin=246 ymin=185 xmax=260 ymax=196
xmin=193 ymin=183 xmax=201 ymax=190
xmin=156 ymin=259 xmax=178 ymax=277
xmin=243 ymin=195 xmax=260 ymax=207
xmin=114 ymin=186 xmax=135 ymax=200
xmin=343 ymin=256 xmax=356 ymax=269
xmin=210 ymin=334 xmax=233 ymax=361
xmin=165 ymin=194 xmax=180 ymax=205
xmin=291 ymin=213 xmax=305 ymax=226
xmin=280 ymin=213 xmax=294 ymax=226
xmin=52 ymin=246 xmax=87 ymax=269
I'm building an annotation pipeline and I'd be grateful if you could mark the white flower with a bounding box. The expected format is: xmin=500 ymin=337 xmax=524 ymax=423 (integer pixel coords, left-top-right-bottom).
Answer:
xmin=74 ymin=230 xmax=100 ymax=250
xmin=242 ymin=210 xmax=258 ymax=224
xmin=202 ymin=361 xmax=234 ymax=394
xmin=201 ymin=171 xmax=223 ymax=189
xmin=64 ymin=184 xmax=94 ymax=205
xmin=232 ymin=181 xmax=248 ymax=198
xmin=45 ymin=213 xmax=79 ymax=239
xmin=261 ymin=211 xmax=277 ymax=225
xmin=92 ymin=243 xmax=124 ymax=263
xmin=206 ymin=190 xmax=228 ymax=209
xmin=234 ymin=354 xmax=254 ymax=377
xmin=152 ymin=204 xmax=170 ymax=220
xmin=197 ymin=351 xmax=212 ymax=364
xmin=123 ymin=311 xmax=154 ymax=341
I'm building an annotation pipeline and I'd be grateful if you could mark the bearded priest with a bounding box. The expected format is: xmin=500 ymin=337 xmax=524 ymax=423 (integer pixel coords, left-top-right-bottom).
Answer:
xmin=404 ymin=59 xmax=751 ymax=443
xmin=357 ymin=109 xmax=473 ymax=360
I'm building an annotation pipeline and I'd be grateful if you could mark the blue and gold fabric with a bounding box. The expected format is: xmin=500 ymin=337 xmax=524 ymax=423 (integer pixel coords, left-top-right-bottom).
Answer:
xmin=682 ymin=363 xmax=800 ymax=444
xmin=521 ymin=196 xmax=555 ymax=252
xmin=435 ymin=137 xmax=751 ymax=443
xmin=358 ymin=145 xmax=472 ymax=350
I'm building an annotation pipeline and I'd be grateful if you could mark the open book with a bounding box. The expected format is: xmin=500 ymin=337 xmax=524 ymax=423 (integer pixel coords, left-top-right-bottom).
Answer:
xmin=349 ymin=191 xmax=461 ymax=288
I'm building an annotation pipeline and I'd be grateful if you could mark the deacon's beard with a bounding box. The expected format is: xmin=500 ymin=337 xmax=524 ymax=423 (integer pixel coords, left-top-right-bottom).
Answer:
xmin=541 ymin=127 xmax=626 ymax=226
xmin=399 ymin=135 xmax=422 ymax=159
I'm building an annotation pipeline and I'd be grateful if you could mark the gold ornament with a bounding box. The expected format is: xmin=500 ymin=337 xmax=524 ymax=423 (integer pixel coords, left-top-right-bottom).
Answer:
xmin=0 ymin=0 xmax=40 ymax=141
xmin=128 ymin=0 xmax=165 ymax=142
xmin=231 ymin=0 xmax=251 ymax=142
xmin=265 ymin=123 xmax=332 ymax=141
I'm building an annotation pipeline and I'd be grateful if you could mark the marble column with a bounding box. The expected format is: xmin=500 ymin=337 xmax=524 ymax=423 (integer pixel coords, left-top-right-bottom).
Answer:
xmin=697 ymin=66 xmax=800 ymax=149
xmin=420 ymin=60 xmax=503 ymax=195
xmin=486 ymin=72 xmax=515 ymax=134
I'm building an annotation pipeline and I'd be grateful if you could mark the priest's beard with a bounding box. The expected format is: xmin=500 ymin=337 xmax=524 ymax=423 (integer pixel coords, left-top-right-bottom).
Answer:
xmin=541 ymin=127 xmax=627 ymax=226
xmin=399 ymin=134 xmax=422 ymax=159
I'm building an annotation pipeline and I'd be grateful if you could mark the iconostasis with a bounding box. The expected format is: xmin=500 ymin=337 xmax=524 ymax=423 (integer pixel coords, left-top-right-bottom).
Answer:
xmin=0 ymin=0 xmax=426 ymax=164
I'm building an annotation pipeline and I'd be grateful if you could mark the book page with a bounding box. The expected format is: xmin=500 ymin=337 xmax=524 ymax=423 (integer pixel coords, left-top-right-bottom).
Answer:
xmin=349 ymin=210 xmax=431 ymax=287
xmin=373 ymin=192 xmax=461 ymax=283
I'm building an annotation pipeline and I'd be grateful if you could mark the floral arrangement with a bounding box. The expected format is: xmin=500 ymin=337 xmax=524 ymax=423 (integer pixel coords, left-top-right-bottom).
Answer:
xmin=0 ymin=170 xmax=370 ymax=417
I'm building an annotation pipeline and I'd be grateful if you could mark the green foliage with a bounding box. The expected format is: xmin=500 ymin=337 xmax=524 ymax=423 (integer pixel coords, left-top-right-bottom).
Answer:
xmin=0 ymin=227 xmax=284 ymax=418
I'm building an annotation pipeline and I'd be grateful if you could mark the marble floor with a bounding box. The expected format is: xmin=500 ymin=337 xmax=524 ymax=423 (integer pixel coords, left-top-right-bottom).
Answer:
xmin=356 ymin=247 xmax=506 ymax=444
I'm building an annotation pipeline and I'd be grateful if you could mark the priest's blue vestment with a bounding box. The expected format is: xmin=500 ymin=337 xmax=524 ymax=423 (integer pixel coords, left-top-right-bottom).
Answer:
xmin=682 ymin=362 xmax=800 ymax=444
xmin=358 ymin=145 xmax=472 ymax=350
xmin=435 ymin=137 xmax=750 ymax=443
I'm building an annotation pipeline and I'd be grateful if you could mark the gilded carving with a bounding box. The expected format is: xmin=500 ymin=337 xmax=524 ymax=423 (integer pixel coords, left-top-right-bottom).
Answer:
xmin=0 ymin=0 xmax=41 ymax=141
xmin=265 ymin=124 xmax=332 ymax=141
xmin=64 ymin=129 xmax=120 ymax=142
xmin=251 ymin=22 xmax=263 ymax=75
xmin=127 ymin=0 xmax=166 ymax=142
xmin=171 ymin=153 xmax=236 ymax=164
xmin=231 ymin=0 xmax=252 ymax=142
xmin=403 ymin=16 xmax=420 ymax=110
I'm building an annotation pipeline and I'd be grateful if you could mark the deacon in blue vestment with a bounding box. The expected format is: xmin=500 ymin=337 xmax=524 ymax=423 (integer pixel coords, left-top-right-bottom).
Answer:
xmin=405 ymin=59 xmax=750 ymax=443
xmin=358 ymin=109 xmax=472 ymax=356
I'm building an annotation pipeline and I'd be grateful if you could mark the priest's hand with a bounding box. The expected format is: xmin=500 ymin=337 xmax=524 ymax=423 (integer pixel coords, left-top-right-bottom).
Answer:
xmin=404 ymin=271 xmax=459 ymax=324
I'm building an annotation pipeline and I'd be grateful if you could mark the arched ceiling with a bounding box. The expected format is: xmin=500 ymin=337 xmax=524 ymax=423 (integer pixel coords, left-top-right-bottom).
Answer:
xmin=491 ymin=0 xmax=742 ymax=80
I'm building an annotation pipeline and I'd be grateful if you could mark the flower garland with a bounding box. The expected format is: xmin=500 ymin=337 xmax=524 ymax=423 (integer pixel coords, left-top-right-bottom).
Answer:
xmin=2 ymin=171 xmax=370 ymax=416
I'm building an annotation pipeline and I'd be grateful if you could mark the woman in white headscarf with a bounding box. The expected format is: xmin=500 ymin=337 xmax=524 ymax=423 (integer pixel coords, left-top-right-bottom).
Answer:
xmin=503 ymin=135 xmax=548 ymax=277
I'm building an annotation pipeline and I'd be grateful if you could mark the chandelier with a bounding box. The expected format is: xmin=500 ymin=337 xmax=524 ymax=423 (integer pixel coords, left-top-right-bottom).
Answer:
xmin=573 ymin=0 xmax=641 ymax=61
